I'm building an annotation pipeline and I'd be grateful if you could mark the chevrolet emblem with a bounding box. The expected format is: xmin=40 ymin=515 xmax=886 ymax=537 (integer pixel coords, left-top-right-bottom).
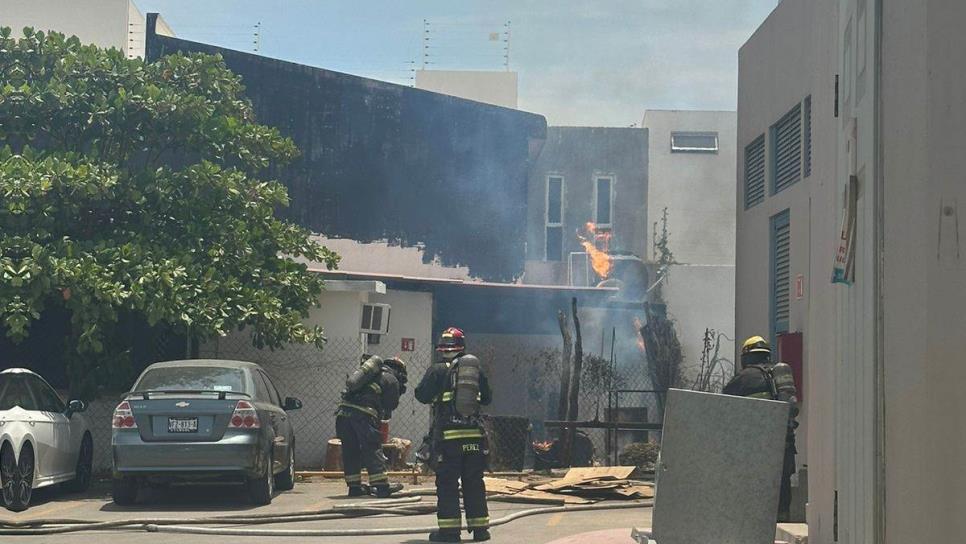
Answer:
xmin=175 ymin=401 xmax=190 ymax=408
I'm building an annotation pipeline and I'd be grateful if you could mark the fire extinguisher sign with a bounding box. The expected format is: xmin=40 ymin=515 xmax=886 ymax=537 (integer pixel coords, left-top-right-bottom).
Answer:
xmin=401 ymin=338 xmax=415 ymax=352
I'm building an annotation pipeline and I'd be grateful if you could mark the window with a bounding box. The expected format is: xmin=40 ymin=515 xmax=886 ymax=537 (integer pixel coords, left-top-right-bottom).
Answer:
xmin=261 ymin=372 xmax=284 ymax=406
xmin=771 ymin=103 xmax=802 ymax=194
xmin=252 ymin=371 xmax=272 ymax=403
xmin=670 ymin=131 xmax=719 ymax=153
xmin=545 ymin=176 xmax=563 ymax=261
xmin=360 ymin=303 xmax=390 ymax=334
xmin=744 ymin=135 xmax=766 ymax=208
xmin=803 ymin=96 xmax=812 ymax=178
xmin=0 ymin=374 xmax=39 ymax=411
xmin=545 ymin=227 xmax=563 ymax=261
xmin=595 ymin=176 xmax=612 ymax=226
xmin=134 ymin=366 xmax=247 ymax=394
xmin=30 ymin=377 xmax=65 ymax=413
xmin=771 ymin=210 xmax=791 ymax=342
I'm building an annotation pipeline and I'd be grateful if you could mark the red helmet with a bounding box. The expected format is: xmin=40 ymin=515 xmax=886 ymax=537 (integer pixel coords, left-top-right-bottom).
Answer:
xmin=436 ymin=327 xmax=466 ymax=353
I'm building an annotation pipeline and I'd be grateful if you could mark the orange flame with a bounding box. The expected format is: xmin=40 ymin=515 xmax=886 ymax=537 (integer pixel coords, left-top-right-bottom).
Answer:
xmin=633 ymin=317 xmax=646 ymax=353
xmin=579 ymin=222 xmax=613 ymax=279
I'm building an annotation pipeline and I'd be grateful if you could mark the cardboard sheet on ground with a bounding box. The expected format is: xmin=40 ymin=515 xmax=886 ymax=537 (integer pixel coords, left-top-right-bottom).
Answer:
xmin=651 ymin=389 xmax=789 ymax=544
xmin=534 ymin=466 xmax=636 ymax=491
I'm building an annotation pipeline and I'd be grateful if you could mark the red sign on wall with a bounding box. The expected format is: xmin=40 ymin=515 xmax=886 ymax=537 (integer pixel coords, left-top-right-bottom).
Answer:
xmin=401 ymin=338 xmax=415 ymax=352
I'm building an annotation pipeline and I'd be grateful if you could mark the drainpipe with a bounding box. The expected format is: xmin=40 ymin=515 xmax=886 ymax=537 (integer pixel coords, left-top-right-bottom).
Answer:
xmin=872 ymin=0 xmax=886 ymax=541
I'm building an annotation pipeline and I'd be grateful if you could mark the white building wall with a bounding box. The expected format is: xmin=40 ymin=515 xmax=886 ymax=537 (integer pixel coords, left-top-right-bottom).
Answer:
xmin=198 ymin=287 xmax=434 ymax=468
xmin=662 ymin=265 xmax=736 ymax=379
xmin=737 ymin=0 xmax=840 ymax=538
xmin=741 ymin=0 xmax=966 ymax=542
xmin=415 ymin=70 xmax=518 ymax=109
xmin=642 ymin=110 xmax=737 ymax=266
xmin=0 ymin=0 xmax=140 ymax=56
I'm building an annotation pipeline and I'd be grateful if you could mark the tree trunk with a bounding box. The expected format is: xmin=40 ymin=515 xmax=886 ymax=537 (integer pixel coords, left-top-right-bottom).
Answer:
xmin=565 ymin=297 xmax=584 ymax=466
xmin=557 ymin=310 xmax=573 ymax=422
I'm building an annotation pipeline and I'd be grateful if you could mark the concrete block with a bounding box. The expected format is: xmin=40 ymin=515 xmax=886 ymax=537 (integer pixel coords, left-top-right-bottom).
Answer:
xmin=652 ymin=389 xmax=789 ymax=544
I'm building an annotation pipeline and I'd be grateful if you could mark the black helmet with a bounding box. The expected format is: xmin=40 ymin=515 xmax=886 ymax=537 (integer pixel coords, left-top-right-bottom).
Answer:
xmin=436 ymin=327 xmax=466 ymax=353
xmin=383 ymin=357 xmax=408 ymax=385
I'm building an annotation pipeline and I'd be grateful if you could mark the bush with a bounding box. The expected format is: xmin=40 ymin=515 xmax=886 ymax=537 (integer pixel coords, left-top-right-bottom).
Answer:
xmin=619 ymin=442 xmax=660 ymax=476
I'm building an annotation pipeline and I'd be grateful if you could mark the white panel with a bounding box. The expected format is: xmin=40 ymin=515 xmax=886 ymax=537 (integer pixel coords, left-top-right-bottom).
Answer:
xmin=653 ymin=389 xmax=789 ymax=544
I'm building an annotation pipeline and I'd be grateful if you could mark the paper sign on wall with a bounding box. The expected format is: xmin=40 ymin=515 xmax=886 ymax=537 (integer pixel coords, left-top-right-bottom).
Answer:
xmin=832 ymin=175 xmax=858 ymax=284
xmin=401 ymin=338 xmax=415 ymax=352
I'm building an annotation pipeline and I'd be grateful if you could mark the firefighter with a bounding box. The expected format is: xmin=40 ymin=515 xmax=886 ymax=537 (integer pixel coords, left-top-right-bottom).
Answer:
xmin=723 ymin=335 xmax=799 ymax=522
xmin=415 ymin=327 xmax=493 ymax=543
xmin=336 ymin=354 xmax=408 ymax=498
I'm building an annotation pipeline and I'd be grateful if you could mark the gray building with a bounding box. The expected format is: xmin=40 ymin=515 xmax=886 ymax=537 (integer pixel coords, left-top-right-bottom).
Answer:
xmin=737 ymin=0 xmax=966 ymax=542
xmin=524 ymin=127 xmax=648 ymax=287
xmin=524 ymin=115 xmax=737 ymax=385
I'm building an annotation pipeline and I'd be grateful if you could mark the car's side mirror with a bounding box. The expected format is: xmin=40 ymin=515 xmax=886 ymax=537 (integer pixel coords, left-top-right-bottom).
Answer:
xmin=65 ymin=399 xmax=87 ymax=417
xmin=283 ymin=397 xmax=302 ymax=411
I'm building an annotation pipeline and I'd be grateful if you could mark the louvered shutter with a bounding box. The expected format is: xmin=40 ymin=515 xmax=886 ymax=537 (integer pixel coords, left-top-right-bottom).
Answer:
xmin=744 ymin=135 xmax=766 ymax=208
xmin=772 ymin=104 xmax=802 ymax=193
xmin=771 ymin=210 xmax=791 ymax=338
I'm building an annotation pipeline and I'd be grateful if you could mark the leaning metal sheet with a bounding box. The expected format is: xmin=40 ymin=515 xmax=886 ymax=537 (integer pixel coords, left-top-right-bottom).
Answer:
xmin=652 ymin=389 xmax=789 ymax=544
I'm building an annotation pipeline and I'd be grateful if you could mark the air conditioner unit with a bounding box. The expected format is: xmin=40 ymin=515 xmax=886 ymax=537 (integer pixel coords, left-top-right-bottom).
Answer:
xmin=569 ymin=252 xmax=592 ymax=287
xmin=360 ymin=303 xmax=391 ymax=335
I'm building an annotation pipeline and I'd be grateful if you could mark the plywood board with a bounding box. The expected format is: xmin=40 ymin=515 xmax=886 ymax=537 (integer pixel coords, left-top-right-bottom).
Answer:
xmin=651 ymin=389 xmax=789 ymax=544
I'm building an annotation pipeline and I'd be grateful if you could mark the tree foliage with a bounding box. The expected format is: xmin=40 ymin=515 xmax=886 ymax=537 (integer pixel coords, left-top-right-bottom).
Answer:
xmin=0 ymin=27 xmax=339 ymax=395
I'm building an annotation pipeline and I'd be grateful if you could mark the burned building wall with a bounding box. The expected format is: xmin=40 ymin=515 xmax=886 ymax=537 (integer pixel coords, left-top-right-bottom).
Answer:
xmin=145 ymin=14 xmax=546 ymax=282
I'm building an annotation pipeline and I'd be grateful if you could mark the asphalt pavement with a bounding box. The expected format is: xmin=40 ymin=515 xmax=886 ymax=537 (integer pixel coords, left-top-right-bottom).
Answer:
xmin=0 ymin=478 xmax=652 ymax=544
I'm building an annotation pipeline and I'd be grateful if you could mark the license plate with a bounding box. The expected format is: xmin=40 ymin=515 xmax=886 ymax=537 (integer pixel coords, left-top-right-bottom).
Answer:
xmin=168 ymin=417 xmax=198 ymax=433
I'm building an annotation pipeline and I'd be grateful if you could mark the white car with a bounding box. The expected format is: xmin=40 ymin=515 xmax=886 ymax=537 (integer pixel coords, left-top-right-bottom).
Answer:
xmin=0 ymin=368 xmax=93 ymax=511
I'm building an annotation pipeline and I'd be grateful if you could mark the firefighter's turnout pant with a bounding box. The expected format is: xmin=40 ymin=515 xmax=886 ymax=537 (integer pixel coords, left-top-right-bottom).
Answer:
xmin=335 ymin=407 xmax=388 ymax=489
xmin=435 ymin=434 xmax=489 ymax=534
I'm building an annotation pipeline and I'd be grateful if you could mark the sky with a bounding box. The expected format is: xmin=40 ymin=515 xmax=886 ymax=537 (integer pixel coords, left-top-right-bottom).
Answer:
xmin=136 ymin=0 xmax=781 ymax=127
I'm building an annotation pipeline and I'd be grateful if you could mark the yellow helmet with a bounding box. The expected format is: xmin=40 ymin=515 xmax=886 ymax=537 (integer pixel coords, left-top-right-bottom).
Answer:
xmin=741 ymin=335 xmax=771 ymax=355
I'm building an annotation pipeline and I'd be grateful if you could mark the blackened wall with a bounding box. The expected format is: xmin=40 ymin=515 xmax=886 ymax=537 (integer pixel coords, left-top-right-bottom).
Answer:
xmin=146 ymin=15 xmax=546 ymax=282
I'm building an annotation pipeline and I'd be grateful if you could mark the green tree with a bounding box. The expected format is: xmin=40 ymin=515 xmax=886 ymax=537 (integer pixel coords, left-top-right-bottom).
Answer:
xmin=0 ymin=28 xmax=339 ymax=397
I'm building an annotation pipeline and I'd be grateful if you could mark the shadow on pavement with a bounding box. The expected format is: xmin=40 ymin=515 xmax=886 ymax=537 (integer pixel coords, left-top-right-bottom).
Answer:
xmin=99 ymin=482 xmax=265 ymax=512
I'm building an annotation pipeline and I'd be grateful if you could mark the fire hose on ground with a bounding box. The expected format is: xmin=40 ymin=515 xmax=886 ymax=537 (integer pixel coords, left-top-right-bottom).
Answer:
xmin=0 ymin=496 xmax=654 ymax=537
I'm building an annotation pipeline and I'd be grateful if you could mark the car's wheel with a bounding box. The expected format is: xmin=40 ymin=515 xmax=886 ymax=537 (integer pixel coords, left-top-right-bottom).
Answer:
xmin=2 ymin=443 xmax=34 ymax=512
xmin=64 ymin=433 xmax=93 ymax=493
xmin=275 ymin=444 xmax=295 ymax=491
xmin=111 ymin=476 xmax=139 ymax=506
xmin=248 ymin=451 xmax=274 ymax=505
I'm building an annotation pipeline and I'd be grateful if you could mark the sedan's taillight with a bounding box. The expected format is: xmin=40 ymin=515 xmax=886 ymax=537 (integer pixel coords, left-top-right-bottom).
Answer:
xmin=112 ymin=401 xmax=137 ymax=429
xmin=228 ymin=400 xmax=261 ymax=429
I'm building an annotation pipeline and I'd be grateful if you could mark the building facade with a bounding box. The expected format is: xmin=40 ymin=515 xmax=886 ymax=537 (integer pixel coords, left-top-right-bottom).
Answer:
xmin=0 ymin=0 xmax=174 ymax=58
xmin=415 ymin=70 xmax=519 ymax=109
xmin=642 ymin=110 xmax=738 ymax=379
xmin=524 ymin=127 xmax=649 ymax=287
xmin=737 ymin=0 xmax=966 ymax=542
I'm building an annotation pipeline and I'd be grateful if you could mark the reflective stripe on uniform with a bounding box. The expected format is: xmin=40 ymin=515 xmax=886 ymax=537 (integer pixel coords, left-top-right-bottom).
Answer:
xmin=368 ymin=382 xmax=382 ymax=394
xmin=442 ymin=429 xmax=483 ymax=440
xmin=466 ymin=517 xmax=489 ymax=528
xmin=339 ymin=402 xmax=379 ymax=418
xmin=344 ymin=473 xmax=362 ymax=483
xmin=368 ymin=472 xmax=388 ymax=483
xmin=437 ymin=517 xmax=462 ymax=529
xmin=436 ymin=391 xmax=482 ymax=403
xmin=746 ymin=392 xmax=773 ymax=400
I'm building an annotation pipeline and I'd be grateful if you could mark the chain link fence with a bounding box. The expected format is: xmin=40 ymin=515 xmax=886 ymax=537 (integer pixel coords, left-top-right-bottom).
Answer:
xmin=84 ymin=332 xmax=666 ymax=473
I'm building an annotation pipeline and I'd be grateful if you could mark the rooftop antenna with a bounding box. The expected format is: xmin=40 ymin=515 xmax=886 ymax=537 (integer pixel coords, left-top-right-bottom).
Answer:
xmin=422 ymin=19 xmax=430 ymax=70
xmin=253 ymin=21 xmax=261 ymax=53
xmin=503 ymin=20 xmax=511 ymax=71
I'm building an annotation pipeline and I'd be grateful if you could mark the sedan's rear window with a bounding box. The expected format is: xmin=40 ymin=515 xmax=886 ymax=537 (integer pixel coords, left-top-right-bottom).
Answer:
xmin=0 ymin=375 xmax=39 ymax=411
xmin=134 ymin=367 xmax=247 ymax=394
